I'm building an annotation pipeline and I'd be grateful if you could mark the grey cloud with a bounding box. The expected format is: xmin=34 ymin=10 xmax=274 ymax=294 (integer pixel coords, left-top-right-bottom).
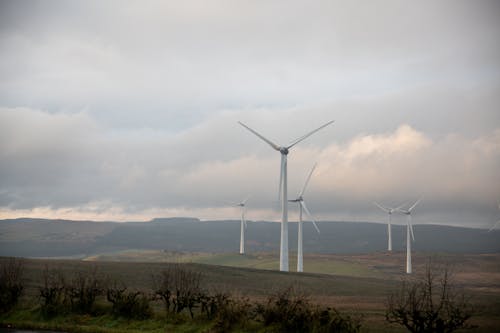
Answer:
xmin=0 ymin=1 xmax=499 ymax=226
xmin=1 ymin=107 xmax=498 ymax=228
xmin=1 ymin=1 xmax=499 ymax=130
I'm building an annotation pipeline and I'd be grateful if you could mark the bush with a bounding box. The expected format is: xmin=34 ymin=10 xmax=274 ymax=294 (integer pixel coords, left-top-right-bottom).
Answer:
xmin=106 ymin=282 xmax=152 ymax=319
xmin=39 ymin=266 xmax=67 ymax=317
xmin=153 ymin=264 xmax=202 ymax=318
xmin=0 ymin=258 xmax=24 ymax=313
xmin=311 ymin=307 xmax=361 ymax=333
xmin=199 ymin=291 xmax=230 ymax=320
xmin=66 ymin=266 xmax=105 ymax=314
xmin=257 ymin=286 xmax=314 ymax=332
xmin=386 ymin=260 xmax=475 ymax=333
xmin=256 ymin=286 xmax=360 ymax=333
xmin=211 ymin=295 xmax=253 ymax=333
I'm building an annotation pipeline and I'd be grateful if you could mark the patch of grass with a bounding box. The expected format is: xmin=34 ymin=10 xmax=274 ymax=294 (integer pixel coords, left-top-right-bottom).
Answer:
xmin=0 ymin=309 xmax=208 ymax=333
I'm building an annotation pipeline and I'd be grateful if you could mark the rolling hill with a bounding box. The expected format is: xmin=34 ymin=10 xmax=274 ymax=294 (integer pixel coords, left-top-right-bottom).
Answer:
xmin=0 ymin=217 xmax=499 ymax=258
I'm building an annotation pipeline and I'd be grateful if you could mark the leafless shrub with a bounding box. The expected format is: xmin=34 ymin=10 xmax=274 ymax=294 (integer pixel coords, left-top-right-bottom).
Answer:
xmin=386 ymin=260 xmax=475 ymax=333
xmin=211 ymin=294 xmax=253 ymax=333
xmin=198 ymin=291 xmax=230 ymax=320
xmin=153 ymin=264 xmax=202 ymax=318
xmin=0 ymin=258 xmax=24 ymax=313
xmin=106 ymin=281 xmax=152 ymax=319
xmin=66 ymin=266 xmax=105 ymax=314
xmin=39 ymin=265 xmax=67 ymax=317
xmin=256 ymin=285 xmax=361 ymax=333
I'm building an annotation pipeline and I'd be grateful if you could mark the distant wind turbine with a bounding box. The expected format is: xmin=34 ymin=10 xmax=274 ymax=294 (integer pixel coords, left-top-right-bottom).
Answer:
xmin=373 ymin=201 xmax=408 ymax=252
xmin=289 ymin=163 xmax=320 ymax=272
xmin=397 ymin=198 xmax=421 ymax=274
xmin=238 ymin=120 xmax=334 ymax=271
xmin=226 ymin=196 xmax=250 ymax=255
xmin=488 ymin=201 xmax=500 ymax=232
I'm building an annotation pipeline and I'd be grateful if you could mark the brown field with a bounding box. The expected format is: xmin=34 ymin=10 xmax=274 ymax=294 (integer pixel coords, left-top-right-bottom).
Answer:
xmin=3 ymin=251 xmax=500 ymax=332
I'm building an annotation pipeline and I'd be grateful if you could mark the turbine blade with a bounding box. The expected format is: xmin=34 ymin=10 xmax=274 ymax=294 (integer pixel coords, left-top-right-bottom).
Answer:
xmin=242 ymin=195 xmax=251 ymax=205
xmin=287 ymin=120 xmax=334 ymax=149
xmin=408 ymin=198 xmax=422 ymax=212
xmin=238 ymin=121 xmax=280 ymax=151
xmin=299 ymin=163 xmax=317 ymax=197
xmin=301 ymin=201 xmax=320 ymax=234
xmin=488 ymin=220 xmax=500 ymax=232
xmin=373 ymin=201 xmax=390 ymax=213
xmin=395 ymin=201 xmax=409 ymax=211
xmin=311 ymin=220 xmax=321 ymax=235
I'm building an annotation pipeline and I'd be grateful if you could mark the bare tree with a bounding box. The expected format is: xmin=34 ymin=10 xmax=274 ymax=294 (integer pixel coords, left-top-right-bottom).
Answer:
xmin=0 ymin=258 xmax=24 ymax=313
xmin=66 ymin=266 xmax=105 ymax=314
xmin=386 ymin=260 xmax=475 ymax=333
xmin=153 ymin=264 xmax=202 ymax=318
xmin=39 ymin=265 xmax=67 ymax=317
xmin=106 ymin=281 xmax=151 ymax=319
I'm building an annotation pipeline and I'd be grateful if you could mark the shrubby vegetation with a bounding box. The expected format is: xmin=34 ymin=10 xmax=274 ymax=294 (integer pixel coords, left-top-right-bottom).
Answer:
xmin=0 ymin=261 xmax=360 ymax=332
xmin=386 ymin=261 xmax=475 ymax=333
xmin=67 ymin=266 xmax=105 ymax=314
xmin=0 ymin=258 xmax=24 ymax=313
xmin=39 ymin=265 xmax=107 ymax=317
xmin=2 ymin=258 xmax=479 ymax=333
xmin=256 ymin=286 xmax=361 ymax=333
xmin=106 ymin=282 xmax=152 ymax=319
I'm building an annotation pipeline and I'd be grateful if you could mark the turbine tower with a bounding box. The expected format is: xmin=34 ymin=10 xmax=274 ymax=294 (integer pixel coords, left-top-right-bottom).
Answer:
xmin=237 ymin=196 xmax=250 ymax=254
xmin=397 ymin=199 xmax=421 ymax=274
xmin=373 ymin=201 xmax=408 ymax=251
xmin=289 ymin=163 xmax=320 ymax=272
xmin=238 ymin=120 xmax=334 ymax=271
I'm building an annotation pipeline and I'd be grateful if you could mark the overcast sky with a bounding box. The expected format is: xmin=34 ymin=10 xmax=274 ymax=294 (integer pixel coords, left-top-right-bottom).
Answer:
xmin=1 ymin=1 xmax=499 ymax=227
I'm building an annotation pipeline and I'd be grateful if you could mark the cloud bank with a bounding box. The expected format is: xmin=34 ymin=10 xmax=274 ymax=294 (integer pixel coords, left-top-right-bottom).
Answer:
xmin=1 ymin=107 xmax=498 ymax=227
xmin=0 ymin=1 xmax=499 ymax=227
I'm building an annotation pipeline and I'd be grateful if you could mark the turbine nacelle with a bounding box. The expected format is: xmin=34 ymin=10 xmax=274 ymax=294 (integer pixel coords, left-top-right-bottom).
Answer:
xmin=288 ymin=196 xmax=304 ymax=203
xmin=279 ymin=147 xmax=289 ymax=155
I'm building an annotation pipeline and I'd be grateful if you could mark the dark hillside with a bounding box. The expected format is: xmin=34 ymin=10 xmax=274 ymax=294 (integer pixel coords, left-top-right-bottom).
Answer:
xmin=1 ymin=218 xmax=499 ymax=257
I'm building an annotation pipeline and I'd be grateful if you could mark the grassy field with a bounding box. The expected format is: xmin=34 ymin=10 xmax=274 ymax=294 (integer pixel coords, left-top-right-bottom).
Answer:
xmin=2 ymin=252 xmax=500 ymax=332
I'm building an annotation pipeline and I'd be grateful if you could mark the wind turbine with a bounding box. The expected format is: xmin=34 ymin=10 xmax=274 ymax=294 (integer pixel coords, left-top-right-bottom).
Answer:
xmin=488 ymin=201 xmax=500 ymax=232
xmin=225 ymin=196 xmax=250 ymax=255
xmin=397 ymin=198 xmax=421 ymax=274
xmin=289 ymin=163 xmax=320 ymax=272
xmin=373 ymin=201 xmax=408 ymax=252
xmin=238 ymin=120 xmax=334 ymax=271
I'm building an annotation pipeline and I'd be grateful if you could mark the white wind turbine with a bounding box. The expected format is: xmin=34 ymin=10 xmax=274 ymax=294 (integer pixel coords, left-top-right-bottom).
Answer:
xmin=488 ymin=201 xmax=500 ymax=232
xmin=237 ymin=196 xmax=251 ymax=255
xmin=373 ymin=201 xmax=408 ymax=252
xmin=225 ymin=196 xmax=250 ymax=255
xmin=289 ymin=163 xmax=320 ymax=272
xmin=238 ymin=120 xmax=334 ymax=271
xmin=397 ymin=199 xmax=421 ymax=274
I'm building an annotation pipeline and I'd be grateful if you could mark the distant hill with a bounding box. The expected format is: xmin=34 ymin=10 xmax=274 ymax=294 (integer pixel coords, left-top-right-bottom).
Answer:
xmin=0 ymin=217 xmax=499 ymax=257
